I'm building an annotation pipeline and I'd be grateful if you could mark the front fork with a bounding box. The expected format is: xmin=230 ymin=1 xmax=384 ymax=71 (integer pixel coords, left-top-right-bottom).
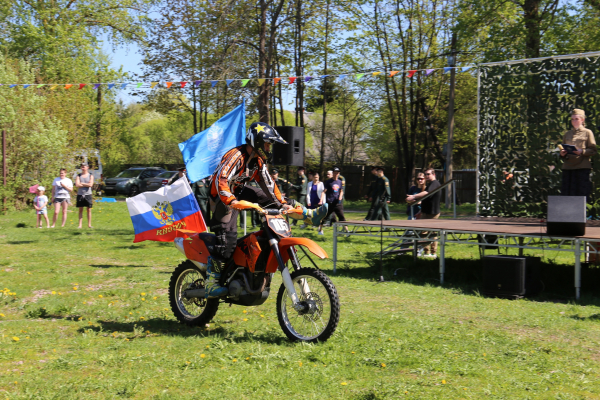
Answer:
xmin=267 ymin=233 xmax=306 ymax=312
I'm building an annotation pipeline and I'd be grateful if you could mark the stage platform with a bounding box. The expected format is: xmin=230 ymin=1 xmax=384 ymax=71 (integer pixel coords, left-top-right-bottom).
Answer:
xmin=332 ymin=219 xmax=600 ymax=299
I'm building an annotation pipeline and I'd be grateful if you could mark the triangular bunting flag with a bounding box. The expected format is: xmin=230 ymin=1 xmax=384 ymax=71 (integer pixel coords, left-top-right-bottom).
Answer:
xmin=64 ymin=84 xmax=73 ymax=89
xmin=107 ymin=84 xmax=115 ymax=90
xmin=136 ymin=83 xmax=143 ymax=88
xmin=355 ymin=73 xmax=365 ymax=80
xmin=79 ymin=84 xmax=86 ymax=89
xmin=50 ymin=85 xmax=58 ymax=90
xmin=211 ymin=81 xmax=218 ymax=87
xmin=36 ymin=84 xmax=44 ymax=88
xmin=425 ymin=69 xmax=435 ymax=76
xmin=338 ymin=74 xmax=347 ymax=80
xmin=166 ymin=82 xmax=173 ymax=88
xmin=407 ymin=70 xmax=416 ymax=78
xmin=389 ymin=71 xmax=399 ymax=77
xmin=226 ymin=79 xmax=234 ymax=87
xmin=120 ymin=83 xmax=128 ymax=89
xmin=181 ymin=81 xmax=188 ymax=88
xmin=9 ymin=84 xmax=17 ymax=88
xmin=93 ymin=84 xmax=101 ymax=89
xmin=320 ymin=75 xmax=329 ymax=79
xmin=444 ymin=67 xmax=452 ymax=74
xmin=258 ymin=78 xmax=266 ymax=86
xmin=241 ymin=79 xmax=250 ymax=87
xmin=461 ymin=67 xmax=472 ymax=73
xmin=194 ymin=80 xmax=202 ymax=87
xmin=23 ymin=84 xmax=30 ymax=89
xmin=305 ymin=76 xmax=312 ymax=82
xmin=150 ymin=82 xmax=158 ymax=88
xmin=372 ymin=71 xmax=382 ymax=76
xmin=273 ymin=78 xmax=281 ymax=85
xmin=289 ymin=77 xmax=296 ymax=84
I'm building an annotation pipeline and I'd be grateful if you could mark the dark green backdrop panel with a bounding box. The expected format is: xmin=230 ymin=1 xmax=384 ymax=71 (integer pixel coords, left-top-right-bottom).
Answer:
xmin=479 ymin=56 xmax=600 ymax=216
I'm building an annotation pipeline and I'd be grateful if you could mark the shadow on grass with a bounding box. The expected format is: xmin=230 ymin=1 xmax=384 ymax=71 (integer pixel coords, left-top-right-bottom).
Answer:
xmin=7 ymin=240 xmax=38 ymax=244
xmin=82 ymin=318 xmax=292 ymax=344
xmin=331 ymin=253 xmax=600 ymax=305
xmin=568 ymin=313 xmax=600 ymax=321
xmin=90 ymin=264 xmax=154 ymax=269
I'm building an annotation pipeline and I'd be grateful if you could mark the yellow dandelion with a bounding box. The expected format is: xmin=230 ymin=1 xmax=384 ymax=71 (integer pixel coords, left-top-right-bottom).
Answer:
xmin=73 ymin=287 xmax=78 ymax=291
xmin=232 ymin=359 xmax=237 ymax=363
xmin=140 ymin=316 xmax=145 ymax=320
xmin=381 ymin=363 xmax=386 ymax=368
xmin=27 ymin=272 xmax=31 ymax=275
xmin=83 ymin=301 xmax=87 ymax=304
xmin=58 ymin=292 xmax=62 ymax=295
xmin=186 ymin=361 xmax=190 ymax=364
xmin=164 ymin=308 xmax=169 ymax=311
xmin=141 ymin=298 xmax=145 ymax=301
xmin=12 ymin=337 xmax=19 ymax=342
xmin=351 ymin=351 xmax=355 ymax=354
xmin=126 ymin=338 xmax=129 ymax=341
xmin=242 ymin=310 xmax=247 ymax=314
xmin=146 ymin=330 xmax=150 ymax=334
xmin=442 ymin=380 xmax=446 ymax=384
xmin=101 ymin=239 xmax=104 ymax=241
xmin=129 ymin=312 xmax=132 ymax=315
xmin=341 ymin=382 xmax=347 ymax=386
xmin=78 ymin=317 xmax=82 ymax=321
xmin=98 ymin=295 xmax=103 ymax=298
xmin=88 ymin=322 xmax=92 ymax=325
xmin=206 ymin=345 xmax=210 ymax=349
xmin=483 ymin=353 xmax=486 ymax=356
xmin=243 ymin=318 xmax=248 ymax=322
xmin=153 ymin=296 xmax=157 ymax=300
xmin=51 ymin=291 xmax=56 ymax=295
xmin=463 ymin=388 xmax=467 ymax=391
xmin=141 ymin=292 xmax=146 ymax=296
xmin=200 ymin=354 xmax=206 ymax=358
xmin=260 ymin=314 xmax=265 ymax=318
xmin=0 ymin=313 xmax=5 ymax=317
xmin=246 ymin=357 xmax=250 ymax=360
xmin=298 ymin=362 xmax=303 ymax=367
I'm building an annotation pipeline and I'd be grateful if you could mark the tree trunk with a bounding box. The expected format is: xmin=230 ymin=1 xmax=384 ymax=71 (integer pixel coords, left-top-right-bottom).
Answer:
xmin=319 ymin=0 xmax=331 ymax=176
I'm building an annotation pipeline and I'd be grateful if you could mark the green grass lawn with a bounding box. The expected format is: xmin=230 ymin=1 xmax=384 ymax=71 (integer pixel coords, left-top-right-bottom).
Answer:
xmin=1 ymin=203 xmax=599 ymax=399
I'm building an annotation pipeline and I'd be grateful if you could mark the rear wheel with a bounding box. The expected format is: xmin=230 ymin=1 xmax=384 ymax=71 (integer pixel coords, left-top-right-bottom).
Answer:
xmin=276 ymin=267 xmax=340 ymax=343
xmin=169 ymin=260 xmax=219 ymax=327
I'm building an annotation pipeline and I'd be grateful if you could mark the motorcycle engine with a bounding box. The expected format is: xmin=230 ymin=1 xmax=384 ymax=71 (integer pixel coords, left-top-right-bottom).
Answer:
xmin=228 ymin=279 xmax=244 ymax=298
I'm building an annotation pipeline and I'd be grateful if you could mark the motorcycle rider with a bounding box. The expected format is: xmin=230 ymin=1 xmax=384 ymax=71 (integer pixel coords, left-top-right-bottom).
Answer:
xmin=206 ymin=122 xmax=327 ymax=298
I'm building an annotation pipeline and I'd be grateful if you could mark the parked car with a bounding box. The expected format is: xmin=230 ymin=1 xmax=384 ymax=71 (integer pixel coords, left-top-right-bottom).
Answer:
xmin=144 ymin=171 xmax=179 ymax=192
xmin=103 ymin=167 xmax=166 ymax=197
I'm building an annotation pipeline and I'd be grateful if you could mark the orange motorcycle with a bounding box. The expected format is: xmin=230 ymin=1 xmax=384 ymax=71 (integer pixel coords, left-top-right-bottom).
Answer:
xmin=168 ymin=201 xmax=340 ymax=343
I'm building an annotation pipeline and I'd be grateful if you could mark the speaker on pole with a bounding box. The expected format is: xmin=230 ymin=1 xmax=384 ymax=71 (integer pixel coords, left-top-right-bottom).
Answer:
xmin=546 ymin=196 xmax=586 ymax=236
xmin=273 ymin=126 xmax=305 ymax=166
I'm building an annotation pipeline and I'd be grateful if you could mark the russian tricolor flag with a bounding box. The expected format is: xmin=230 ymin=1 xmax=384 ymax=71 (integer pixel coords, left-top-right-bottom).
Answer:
xmin=126 ymin=177 xmax=207 ymax=243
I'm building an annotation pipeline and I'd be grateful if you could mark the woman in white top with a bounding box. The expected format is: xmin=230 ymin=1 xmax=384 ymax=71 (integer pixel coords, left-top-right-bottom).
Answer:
xmin=306 ymin=172 xmax=325 ymax=209
xmin=51 ymin=168 xmax=74 ymax=228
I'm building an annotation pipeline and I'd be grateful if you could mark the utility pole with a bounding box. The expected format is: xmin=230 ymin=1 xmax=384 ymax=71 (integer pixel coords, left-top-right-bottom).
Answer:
xmin=445 ymin=32 xmax=457 ymax=208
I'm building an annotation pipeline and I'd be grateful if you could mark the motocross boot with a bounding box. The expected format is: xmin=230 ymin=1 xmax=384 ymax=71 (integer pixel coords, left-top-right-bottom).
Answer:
xmin=205 ymin=257 xmax=228 ymax=298
xmin=287 ymin=203 xmax=329 ymax=226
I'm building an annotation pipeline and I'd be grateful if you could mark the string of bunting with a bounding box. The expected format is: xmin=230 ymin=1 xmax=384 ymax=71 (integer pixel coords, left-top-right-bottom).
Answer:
xmin=0 ymin=65 xmax=475 ymax=90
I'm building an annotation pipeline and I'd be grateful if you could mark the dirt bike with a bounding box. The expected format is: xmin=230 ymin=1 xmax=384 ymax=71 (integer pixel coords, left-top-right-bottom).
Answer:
xmin=168 ymin=200 xmax=340 ymax=343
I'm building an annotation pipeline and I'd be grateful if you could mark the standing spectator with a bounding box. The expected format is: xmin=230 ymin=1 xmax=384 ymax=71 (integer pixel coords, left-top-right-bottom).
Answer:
xmin=51 ymin=168 xmax=73 ymax=228
xmin=327 ymin=170 xmax=346 ymax=226
xmin=172 ymin=166 xmax=186 ymax=184
xmin=191 ymin=176 xmax=211 ymax=224
xmin=318 ymin=166 xmax=348 ymax=235
xmin=364 ymin=166 xmax=379 ymax=220
xmin=271 ymin=168 xmax=290 ymax=197
xmin=306 ymin=172 xmax=325 ymax=209
xmin=34 ymin=186 xmax=49 ymax=228
xmin=406 ymin=168 xmax=441 ymax=258
xmin=289 ymin=167 xmax=308 ymax=226
xmin=75 ymin=162 xmax=94 ymax=229
xmin=369 ymin=167 xmax=391 ymax=221
xmin=407 ymin=172 xmax=426 ymax=219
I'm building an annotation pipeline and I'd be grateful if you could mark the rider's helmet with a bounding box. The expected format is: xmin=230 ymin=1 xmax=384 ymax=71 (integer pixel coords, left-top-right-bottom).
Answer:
xmin=246 ymin=122 xmax=287 ymax=163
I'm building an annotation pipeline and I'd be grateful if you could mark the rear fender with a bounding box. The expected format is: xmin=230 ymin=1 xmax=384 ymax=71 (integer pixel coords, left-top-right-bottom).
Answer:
xmin=266 ymin=237 xmax=328 ymax=273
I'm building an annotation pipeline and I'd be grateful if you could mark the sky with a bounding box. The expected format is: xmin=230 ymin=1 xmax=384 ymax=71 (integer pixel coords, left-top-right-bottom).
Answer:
xmin=102 ymin=39 xmax=297 ymax=111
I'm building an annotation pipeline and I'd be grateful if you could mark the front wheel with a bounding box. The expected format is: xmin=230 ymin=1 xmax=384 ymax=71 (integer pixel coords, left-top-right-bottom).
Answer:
xmin=276 ymin=267 xmax=340 ymax=343
xmin=169 ymin=260 xmax=219 ymax=326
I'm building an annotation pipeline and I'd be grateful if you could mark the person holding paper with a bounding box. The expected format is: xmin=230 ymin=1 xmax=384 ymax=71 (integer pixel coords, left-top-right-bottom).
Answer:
xmin=559 ymin=109 xmax=597 ymax=200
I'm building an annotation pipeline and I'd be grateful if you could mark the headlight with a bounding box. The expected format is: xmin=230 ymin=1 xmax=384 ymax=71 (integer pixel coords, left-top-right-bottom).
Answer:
xmin=116 ymin=181 xmax=128 ymax=188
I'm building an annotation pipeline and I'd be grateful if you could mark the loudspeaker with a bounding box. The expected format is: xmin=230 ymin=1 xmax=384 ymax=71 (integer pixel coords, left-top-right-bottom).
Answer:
xmin=482 ymin=255 xmax=541 ymax=298
xmin=546 ymin=195 xmax=586 ymax=236
xmin=272 ymin=126 xmax=304 ymax=166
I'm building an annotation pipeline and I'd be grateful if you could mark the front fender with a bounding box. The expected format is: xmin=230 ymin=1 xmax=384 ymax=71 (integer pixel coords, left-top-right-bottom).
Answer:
xmin=266 ymin=237 xmax=328 ymax=273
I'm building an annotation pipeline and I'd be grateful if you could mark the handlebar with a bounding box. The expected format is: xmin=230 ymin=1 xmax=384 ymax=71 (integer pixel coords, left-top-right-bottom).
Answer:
xmin=230 ymin=200 xmax=303 ymax=216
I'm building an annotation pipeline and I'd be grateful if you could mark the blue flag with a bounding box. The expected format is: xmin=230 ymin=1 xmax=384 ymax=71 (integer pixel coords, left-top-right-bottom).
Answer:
xmin=179 ymin=100 xmax=246 ymax=183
